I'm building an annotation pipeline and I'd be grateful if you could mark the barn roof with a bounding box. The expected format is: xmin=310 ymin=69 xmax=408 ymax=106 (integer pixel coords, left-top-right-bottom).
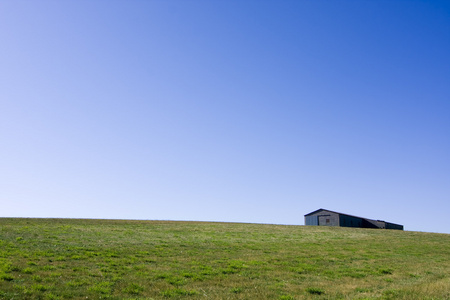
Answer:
xmin=304 ymin=208 xmax=368 ymax=219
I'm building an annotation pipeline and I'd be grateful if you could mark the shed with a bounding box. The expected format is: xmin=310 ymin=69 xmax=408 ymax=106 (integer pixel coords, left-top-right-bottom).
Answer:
xmin=304 ymin=208 xmax=403 ymax=230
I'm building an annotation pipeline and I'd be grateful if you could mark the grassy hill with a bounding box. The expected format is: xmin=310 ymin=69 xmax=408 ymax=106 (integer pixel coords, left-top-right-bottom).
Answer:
xmin=0 ymin=218 xmax=448 ymax=299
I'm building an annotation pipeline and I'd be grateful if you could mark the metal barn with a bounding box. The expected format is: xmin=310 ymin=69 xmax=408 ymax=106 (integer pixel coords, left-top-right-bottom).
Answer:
xmin=304 ymin=208 xmax=403 ymax=230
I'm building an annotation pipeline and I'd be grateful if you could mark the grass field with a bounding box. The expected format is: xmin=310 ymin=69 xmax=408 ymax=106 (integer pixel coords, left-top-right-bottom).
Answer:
xmin=0 ymin=218 xmax=449 ymax=299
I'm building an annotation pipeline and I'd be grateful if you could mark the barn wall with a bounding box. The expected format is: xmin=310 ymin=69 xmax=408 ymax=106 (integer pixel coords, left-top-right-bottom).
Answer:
xmin=363 ymin=219 xmax=385 ymax=229
xmin=305 ymin=215 xmax=318 ymax=225
xmin=305 ymin=210 xmax=339 ymax=226
xmin=318 ymin=212 xmax=339 ymax=226
xmin=313 ymin=211 xmax=339 ymax=226
xmin=339 ymin=214 xmax=363 ymax=228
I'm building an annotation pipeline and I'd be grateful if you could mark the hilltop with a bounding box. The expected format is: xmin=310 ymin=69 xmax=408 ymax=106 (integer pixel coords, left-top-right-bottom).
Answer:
xmin=0 ymin=218 xmax=449 ymax=299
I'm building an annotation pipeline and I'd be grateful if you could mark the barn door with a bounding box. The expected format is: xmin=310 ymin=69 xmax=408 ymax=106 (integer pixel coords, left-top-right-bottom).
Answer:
xmin=318 ymin=215 xmax=331 ymax=226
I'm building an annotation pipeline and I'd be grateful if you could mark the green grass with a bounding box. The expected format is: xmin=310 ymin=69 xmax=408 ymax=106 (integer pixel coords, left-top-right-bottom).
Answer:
xmin=0 ymin=218 xmax=449 ymax=299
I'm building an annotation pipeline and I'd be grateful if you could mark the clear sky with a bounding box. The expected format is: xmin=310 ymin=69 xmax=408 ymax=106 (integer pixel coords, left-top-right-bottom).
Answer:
xmin=1 ymin=1 xmax=449 ymax=233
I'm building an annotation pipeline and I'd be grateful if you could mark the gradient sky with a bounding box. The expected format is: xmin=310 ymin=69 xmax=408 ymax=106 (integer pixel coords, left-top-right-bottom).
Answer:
xmin=1 ymin=1 xmax=449 ymax=233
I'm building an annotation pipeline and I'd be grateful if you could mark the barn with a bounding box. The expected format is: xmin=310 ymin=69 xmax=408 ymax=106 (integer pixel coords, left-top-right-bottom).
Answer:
xmin=304 ymin=208 xmax=403 ymax=230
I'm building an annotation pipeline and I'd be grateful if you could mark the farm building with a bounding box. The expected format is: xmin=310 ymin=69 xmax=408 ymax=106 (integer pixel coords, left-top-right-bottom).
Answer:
xmin=304 ymin=208 xmax=403 ymax=230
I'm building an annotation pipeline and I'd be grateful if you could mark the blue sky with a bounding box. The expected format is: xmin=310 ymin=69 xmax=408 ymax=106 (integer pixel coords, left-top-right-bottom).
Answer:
xmin=1 ymin=1 xmax=449 ymax=233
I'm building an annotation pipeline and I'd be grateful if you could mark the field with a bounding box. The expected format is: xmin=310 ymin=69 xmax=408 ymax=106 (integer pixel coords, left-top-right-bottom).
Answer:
xmin=0 ymin=218 xmax=449 ymax=299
